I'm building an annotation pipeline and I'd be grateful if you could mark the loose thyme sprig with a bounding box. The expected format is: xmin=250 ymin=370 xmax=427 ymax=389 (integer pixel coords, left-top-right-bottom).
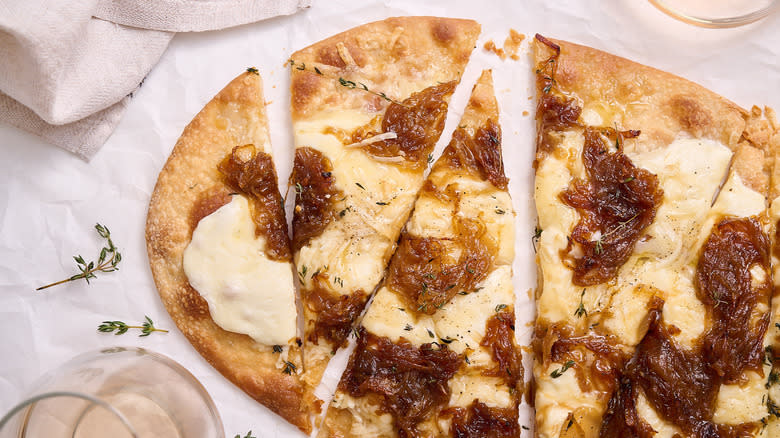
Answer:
xmin=37 ymin=223 xmax=122 ymax=291
xmin=98 ymin=316 xmax=168 ymax=337
xmin=288 ymin=60 xmax=406 ymax=106
xmin=235 ymin=431 xmax=256 ymax=438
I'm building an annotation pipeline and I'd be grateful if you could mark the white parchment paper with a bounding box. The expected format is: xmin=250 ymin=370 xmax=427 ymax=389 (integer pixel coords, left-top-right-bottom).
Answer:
xmin=1 ymin=0 xmax=779 ymax=436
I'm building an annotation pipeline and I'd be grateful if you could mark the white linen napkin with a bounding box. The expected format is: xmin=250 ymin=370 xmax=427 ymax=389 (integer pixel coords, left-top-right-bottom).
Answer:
xmin=0 ymin=0 xmax=311 ymax=160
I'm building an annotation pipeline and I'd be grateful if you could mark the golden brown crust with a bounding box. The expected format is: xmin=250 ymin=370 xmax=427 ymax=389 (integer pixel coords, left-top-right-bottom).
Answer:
xmin=145 ymin=72 xmax=311 ymax=433
xmin=290 ymin=16 xmax=481 ymax=119
xmin=533 ymin=36 xmax=747 ymax=153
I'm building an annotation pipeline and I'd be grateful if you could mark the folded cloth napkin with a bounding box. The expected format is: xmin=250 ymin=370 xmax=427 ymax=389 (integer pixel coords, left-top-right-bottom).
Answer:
xmin=0 ymin=0 xmax=311 ymax=160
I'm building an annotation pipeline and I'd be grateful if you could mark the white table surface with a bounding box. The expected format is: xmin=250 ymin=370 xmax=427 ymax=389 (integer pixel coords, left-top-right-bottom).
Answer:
xmin=2 ymin=1 xmax=779 ymax=436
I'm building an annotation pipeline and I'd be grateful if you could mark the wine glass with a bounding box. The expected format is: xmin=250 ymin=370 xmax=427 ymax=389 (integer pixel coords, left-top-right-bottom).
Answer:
xmin=0 ymin=347 xmax=224 ymax=438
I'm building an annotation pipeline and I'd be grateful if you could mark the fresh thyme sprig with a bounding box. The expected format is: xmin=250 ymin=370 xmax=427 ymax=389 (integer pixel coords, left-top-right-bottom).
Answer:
xmin=592 ymin=214 xmax=639 ymax=255
xmin=282 ymin=361 xmax=297 ymax=375
xmin=550 ymin=360 xmax=575 ymax=378
xmin=235 ymin=431 xmax=256 ymax=438
xmin=37 ymin=223 xmax=122 ymax=291
xmin=532 ymin=226 xmax=543 ymax=253
xmin=98 ymin=316 xmax=168 ymax=337
xmin=574 ymin=289 xmax=588 ymax=318
xmin=288 ymin=60 xmax=406 ymax=106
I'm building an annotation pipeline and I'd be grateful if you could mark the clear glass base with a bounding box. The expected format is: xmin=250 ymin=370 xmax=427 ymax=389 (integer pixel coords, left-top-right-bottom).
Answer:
xmin=649 ymin=0 xmax=779 ymax=27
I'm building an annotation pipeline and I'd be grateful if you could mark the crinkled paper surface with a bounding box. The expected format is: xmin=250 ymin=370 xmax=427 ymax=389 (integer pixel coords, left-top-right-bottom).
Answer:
xmin=1 ymin=0 xmax=779 ymax=436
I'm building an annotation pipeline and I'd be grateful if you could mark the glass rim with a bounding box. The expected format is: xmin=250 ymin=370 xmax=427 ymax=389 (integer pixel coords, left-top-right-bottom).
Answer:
xmin=0 ymin=347 xmax=223 ymax=438
xmin=0 ymin=391 xmax=139 ymax=437
xmin=648 ymin=0 xmax=780 ymax=28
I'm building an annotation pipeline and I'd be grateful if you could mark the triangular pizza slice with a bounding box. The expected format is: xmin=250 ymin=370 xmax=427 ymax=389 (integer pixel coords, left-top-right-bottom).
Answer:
xmin=532 ymin=35 xmax=778 ymax=437
xmin=146 ymin=71 xmax=310 ymax=433
xmin=320 ymin=70 xmax=523 ymax=437
xmin=287 ymin=17 xmax=481 ymax=400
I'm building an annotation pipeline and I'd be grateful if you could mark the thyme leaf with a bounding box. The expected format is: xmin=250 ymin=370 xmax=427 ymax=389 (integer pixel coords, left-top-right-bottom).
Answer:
xmin=288 ymin=60 xmax=405 ymax=106
xmin=38 ymin=223 xmax=122 ymax=291
xmin=98 ymin=316 xmax=168 ymax=337
xmin=550 ymin=360 xmax=575 ymax=378
xmin=574 ymin=289 xmax=588 ymax=318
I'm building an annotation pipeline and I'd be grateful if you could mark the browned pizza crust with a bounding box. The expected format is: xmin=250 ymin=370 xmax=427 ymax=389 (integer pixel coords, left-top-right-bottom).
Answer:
xmin=145 ymin=71 xmax=311 ymax=434
xmin=290 ymin=16 xmax=481 ymax=119
xmin=533 ymin=36 xmax=747 ymax=155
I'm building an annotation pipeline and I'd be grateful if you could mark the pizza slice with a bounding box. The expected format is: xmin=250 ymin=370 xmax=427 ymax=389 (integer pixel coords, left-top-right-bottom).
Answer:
xmin=287 ymin=17 xmax=481 ymax=397
xmin=319 ymin=70 xmax=523 ymax=437
xmin=145 ymin=70 xmax=311 ymax=433
xmin=531 ymin=35 xmax=778 ymax=437
xmin=761 ymin=111 xmax=780 ymax=436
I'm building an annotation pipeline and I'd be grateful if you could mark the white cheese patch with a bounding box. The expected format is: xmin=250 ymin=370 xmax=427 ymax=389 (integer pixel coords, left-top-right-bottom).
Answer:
xmin=433 ymin=266 xmax=514 ymax=360
xmin=534 ymin=361 xmax=605 ymax=438
xmin=635 ymin=389 xmax=680 ymax=438
xmin=655 ymin=274 xmax=707 ymax=348
xmin=361 ymin=288 xmax=436 ymax=345
xmin=405 ymin=192 xmax=456 ymax=239
xmin=296 ymin=213 xmax=390 ymax=296
xmin=711 ymin=171 xmax=766 ymax=218
xmin=182 ymin=195 xmax=297 ymax=346
xmin=751 ymin=263 xmax=768 ymax=289
xmin=713 ymin=371 xmax=767 ymax=424
xmin=448 ymin=374 xmax=512 ymax=409
xmin=580 ymin=107 xmax=603 ymax=127
xmin=601 ymin=283 xmax=659 ymax=346
xmin=330 ymin=392 xmax=394 ymax=437
xmin=458 ymin=185 xmax=515 ymax=267
xmin=629 ymin=137 xmax=732 ymax=267
xmin=534 ymin=154 xmax=581 ymax=324
xmin=408 ymin=171 xmax=515 ymax=265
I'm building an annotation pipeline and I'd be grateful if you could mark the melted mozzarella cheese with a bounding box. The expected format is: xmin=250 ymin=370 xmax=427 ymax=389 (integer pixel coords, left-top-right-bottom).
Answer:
xmin=713 ymin=371 xmax=767 ymax=424
xmin=182 ymin=195 xmax=297 ymax=346
xmin=404 ymin=193 xmax=456 ymax=238
xmin=408 ymin=173 xmax=515 ymax=266
xmin=534 ymin=361 xmax=605 ymax=438
xmin=330 ymin=393 xmax=394 ymax=437
xmin=457 ymin=184 xmax=515 ymax=266
xmin=629 ymin=138 xmax=732 ymax=266
xmin=433 ymin=266 xmax=514 ymax=362
xmin=534 ymin=151 xmax=581 ymax=324
xmin=710 ymin=171 xmax=766 ymax=218
xmin=296 ymin=213 xmax=391 ymax=296
xmin=361 ymin=288 xmax=436 ymax=345
xmin=635 ymin=390 xmax=680 ymax=437
xmin=448 ymin=374 xmax=512 ymax=409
